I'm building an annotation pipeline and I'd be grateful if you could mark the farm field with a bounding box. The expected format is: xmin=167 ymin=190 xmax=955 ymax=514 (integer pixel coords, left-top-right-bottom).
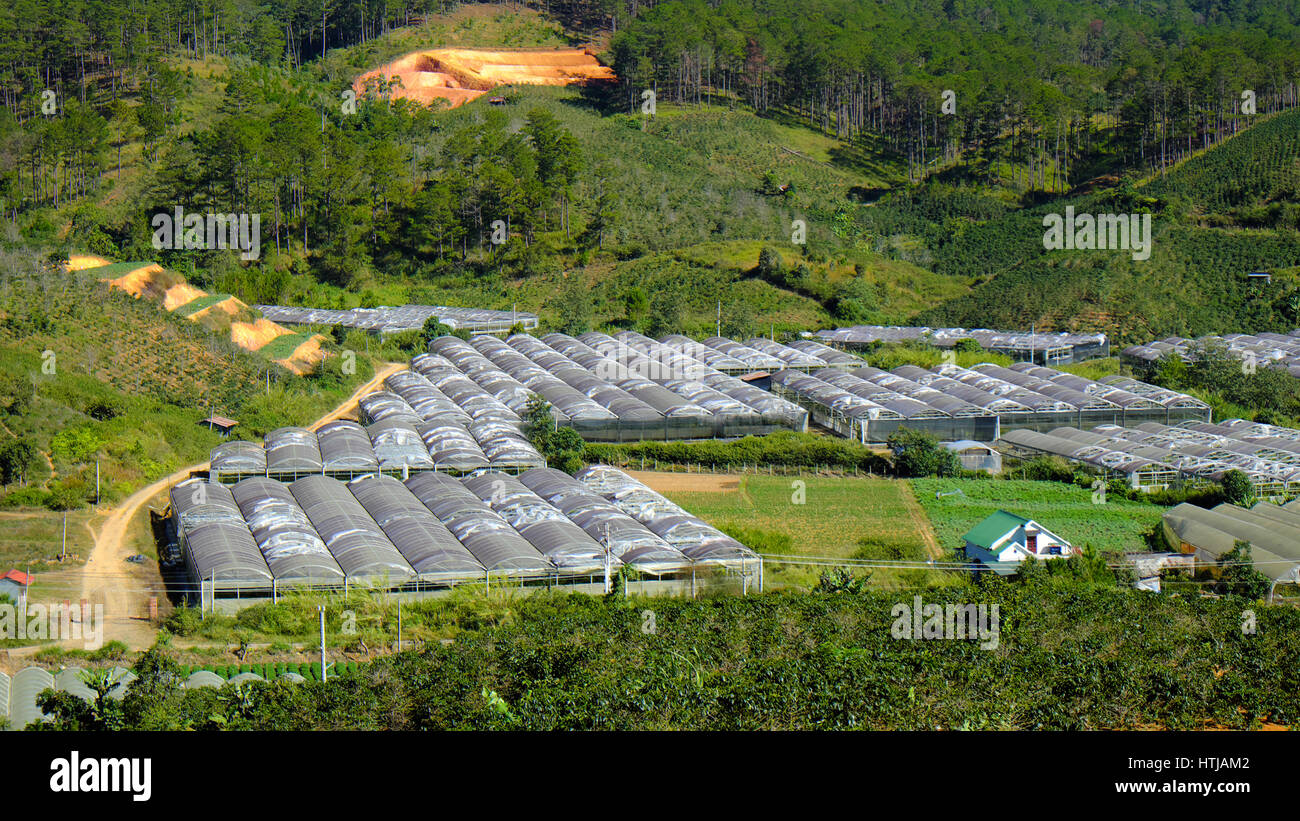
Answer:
xmin=911 ymin=478 xmax=1164 ymax=555
xmin=652 ymin=472 xmax=947 ymax=588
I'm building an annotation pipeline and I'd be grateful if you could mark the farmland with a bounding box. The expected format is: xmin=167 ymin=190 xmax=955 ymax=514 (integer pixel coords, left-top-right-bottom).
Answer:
xmin=911 ymin=478 xmax=1165 ymax=555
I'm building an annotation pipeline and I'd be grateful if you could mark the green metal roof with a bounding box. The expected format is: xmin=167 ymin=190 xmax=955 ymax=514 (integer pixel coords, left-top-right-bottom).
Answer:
xmin=962 ymin=510 xmax=1030 ymax=551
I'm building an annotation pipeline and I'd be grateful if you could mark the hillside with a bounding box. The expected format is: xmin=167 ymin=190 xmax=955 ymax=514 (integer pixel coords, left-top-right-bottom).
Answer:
xmin=70 ymin=255 xmax=328 ymax=374
xmin=0 ymin=250 xmax=376 ymax=516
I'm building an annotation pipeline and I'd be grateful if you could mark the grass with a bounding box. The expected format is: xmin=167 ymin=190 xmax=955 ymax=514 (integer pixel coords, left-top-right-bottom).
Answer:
xmin=257 ymin=331 xmax=317 ymax=359
xmin=659 ymin=473 xmax=952 ymax=589
xmin=911 ymin=478 xmax=1164 ymax=555
xmin=0 ymin=509 xmax=98 ymax=569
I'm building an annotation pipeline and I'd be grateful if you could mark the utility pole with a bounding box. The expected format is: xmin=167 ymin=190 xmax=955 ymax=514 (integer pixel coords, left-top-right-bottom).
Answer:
xmin=60 ymin=514 xmax=67 ymax=561
xmin=397 ymin=600 xmax=402 ymax=651
xmin=95 ymin=459 xmax=100 ymax=506
xmin=319 ymin=606 xmax=327 ymax=683
xmin=716 ymin=301 xmax=721 ymax=337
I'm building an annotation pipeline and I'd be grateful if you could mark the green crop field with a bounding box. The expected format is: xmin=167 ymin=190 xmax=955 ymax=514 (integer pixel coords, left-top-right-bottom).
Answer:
xmin=911 ymin=478 xmax=1164 ymax=555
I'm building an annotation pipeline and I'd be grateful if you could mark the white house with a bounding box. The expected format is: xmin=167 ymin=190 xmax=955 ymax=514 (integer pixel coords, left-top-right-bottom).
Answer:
xmin=962 ymin=510 xmax=1074 ymax=575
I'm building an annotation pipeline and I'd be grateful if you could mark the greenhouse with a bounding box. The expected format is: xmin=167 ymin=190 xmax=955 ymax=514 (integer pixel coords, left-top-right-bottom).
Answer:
xmin=411 ymin=332 xmax=808 ymax=440
xmin=1 ymin=667 xmax=140 ymax=731
xmin=1000 ymin=419 xmax=1300 ymax=496
xmin=170 ymin=469 xmax=760 ymax=601
xmin=1163 ymin=502 xmax=1300 ymax=583
xmin=254 ymin=304 xmax=539 ymax=336
xmin=518 ymin=468 xmax=689 ymax=573
xmin=211 ymin=390 xmax=544 ymax=482
xmin=1122 ymin=329 xmax=1300 ymax=380
xmin=770 ymin=361 xmax=1208 ymax=442
xmin=815 ymin=325 xmax=1109 ymax=364
xmin=576 ymin=465 xmax=758 ymax=565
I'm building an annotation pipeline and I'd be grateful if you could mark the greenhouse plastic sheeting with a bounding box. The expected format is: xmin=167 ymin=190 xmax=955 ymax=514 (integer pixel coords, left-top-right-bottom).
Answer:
xmin=575 ymin=466 xmax=756 ymax=564
xmin=318 ymin=419 xmax=381 ymax=471
xmin=464 ymin=473 xmax=607 ymax=572
xmin=404 ymin=472 xmax=551 ymax=574
xmin=519 ymin=467 xmax=687 ymax=572
xmin=231 ymin=477 xmax=344 ymax=585
xmin=290 ymin=475 xmax=416 ymax=586
xmin=349 ymin=473 xmax=485 ymax=579
xmin=368 ymin=418 xmax=435 ymax=470
xmin=10 ymin=667 xmax=53 ymax=729
xmin=266 ymin=426 xmax=323 ymax=472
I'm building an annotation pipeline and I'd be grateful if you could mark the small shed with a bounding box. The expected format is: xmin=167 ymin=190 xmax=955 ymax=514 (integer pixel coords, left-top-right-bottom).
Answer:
xmin=1247 ymin=271 xmax=1271 ymax=284
xmin=200 ymin=415 xmax=239 ymax=436
xmin=942 ymin=440 xmax=1002 ymax=474
xmin=0 ymin=569 xmax=32 ymax=607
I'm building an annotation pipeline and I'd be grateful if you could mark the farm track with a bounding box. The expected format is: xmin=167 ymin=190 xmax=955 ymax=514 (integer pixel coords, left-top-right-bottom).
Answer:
xmin=70 ymin=362 xmax=407 ymax=650
xmin=899 ymin=482 xmax=942 ymax=560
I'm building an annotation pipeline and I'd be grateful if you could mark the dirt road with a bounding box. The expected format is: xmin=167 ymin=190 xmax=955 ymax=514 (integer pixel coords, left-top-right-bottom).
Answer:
xmin=75 ymin=362 xmax=406 ymax=649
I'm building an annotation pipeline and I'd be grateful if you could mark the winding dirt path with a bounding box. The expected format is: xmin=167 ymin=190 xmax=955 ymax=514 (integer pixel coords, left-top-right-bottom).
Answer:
xmin=74 ymin=362 xmax=407 ymax=648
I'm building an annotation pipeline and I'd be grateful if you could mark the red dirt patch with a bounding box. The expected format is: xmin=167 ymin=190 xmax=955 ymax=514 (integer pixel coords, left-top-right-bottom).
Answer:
xmin=354 ymin=47 xmax=614 ymax=108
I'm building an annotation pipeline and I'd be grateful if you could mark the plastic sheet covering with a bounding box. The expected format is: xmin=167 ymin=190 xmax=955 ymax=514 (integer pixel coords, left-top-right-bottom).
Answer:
xmin=170 ymin=479 xmax=244 ymax=529
xmin=368 ymin=418 xmax=435 ymax=469
xmin=54 ymin=667 xmax=95 ymax=702
xmin=10 ymin=667 xmax=53 ymax=729
xmin=744 ymin=337 xmax=827 ymax=368
xmin=614 ymin=330 xmax=716 ymax=380
xmin=317 ymin=420 xmax=380 ymax=471
xmin=348 ymin=474 xmax=484 ymax=577
xmin=183 ymin=521 xmax=274 ymax=587
xmin=659 ymin=334 xmax=750 ymax=372
xmin=106 ymin=667 xmax=135 ymax=700
xmin=661 ymin=379 xmax=752 ymax=418
xmin=417 ymin=419 xmax=490 ymax=471
xmin=519 ymin=467 xmax=687 ymax=571
xmin=615 ymin=375 xmax=712 ymax=418
xmin=464 ymin=473 xmax=607 ymax=571
xmin=231 ymin=477 xmax=344 ymax=585
xmin=229 ymin=673 xmax=264 ymax=686
xmin=787 ymin=339 xmax=864 ymax=367
xmin=469 ymin=418 xmax=546 ymax=467
xmin=701 ymin=336 xmax=787 ymax=370
xmin=414 ymin=348 xmax=521 ymax=422
xmin=290 ymin=475 xmax=416 ymax=585
xmin=404 ymin=472 xmax=551 ymax=573
xmin=211 ymin=440 xmax=266 ymax=474
xmin=184 ymin=671 xmax=225 ymax=689
xmin=385 ymin=371 xmax=474 ymax=425
xmin=0 ymin=671 xmax=9 ymax=724
xmin=699 ymin=372 xmax=809 ymax=423
xmin=575 ymin=465 xmax=756 ymax=563
xmin=359 ymin=391 xmax=423 ymax=425
xmin=266 ymin=426 xmax=323 ymax=472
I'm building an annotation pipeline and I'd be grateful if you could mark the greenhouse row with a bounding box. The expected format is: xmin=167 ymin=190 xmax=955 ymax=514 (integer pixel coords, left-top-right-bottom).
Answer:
xmin=1002 ymin=419 xmax=1300 ymax=497
xmin=419 ymin=333 xmax=809 ymax=440
xmin=1164 ymin=500 xmax=1300 ymax=583
xmin=168 ymin=468 xmax=758 ymax=596
xmin=815 ymin=325 xmax=1109 ymax=365
xmin=1121 ymin=329 xmax=1300 ymax=379
xmin=1 ymin=666 xmax=319 ymax=730
xmin=1 ymin=667 xmax=135 ymax=731
xmin=209 ymin=413 xmax=544 ymax=482
xmin=254 ymin=304 xmax=539 ymax=335
xmin=769 ymin=361 xmax=1210 ymax=442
